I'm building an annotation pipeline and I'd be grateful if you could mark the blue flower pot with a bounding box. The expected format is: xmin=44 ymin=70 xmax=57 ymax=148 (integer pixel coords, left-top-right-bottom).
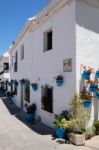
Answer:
xmin=31 ymin=84 xmax=38 ymax=91
xmin=56 ymin=80 xmax=63 ymax=87
xmin=95 ymin=71 xmax=99 ymax=79
xmin=89 ymin=84 xmax=98 ymax=92
xmin=96 ymin=92 xmax=99 ymax=99
xmin=26 ymin=113 xmax=35 ymax=122
xmin=55 ymin=128 xmax=65 ymax=139
xmin=83 ymin=99 xmax=92 ymax=108
xmin=82 ymin=71 xmax=91 ymax=80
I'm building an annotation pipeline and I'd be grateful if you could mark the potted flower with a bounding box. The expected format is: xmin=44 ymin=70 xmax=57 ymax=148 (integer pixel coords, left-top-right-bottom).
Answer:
xmin=56 ymin=75 xmax=63 ymax=87
xmin=95 ymin=69 xmax=99 ymax=79
xmin=96 ymin=88 xmax=99 ymax=99
xmin=81 ymin=65 xmax=93 ymax=80
xmin=80 ymin=87 xmax=92 ymax=108
xmin=53 ymin=115 xmax=72 ymax=139
xmin=31 ymin=83 xmax=38 ymax=91
xmin=89 ymin=80 xmax=98 ymax=93
xmin=25 ymin=103 xmax=37 ymax=122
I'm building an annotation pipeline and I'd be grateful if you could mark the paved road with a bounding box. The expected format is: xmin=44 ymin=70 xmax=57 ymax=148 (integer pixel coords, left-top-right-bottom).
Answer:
xmin=0 ymin=98 xmax=99 ymax=150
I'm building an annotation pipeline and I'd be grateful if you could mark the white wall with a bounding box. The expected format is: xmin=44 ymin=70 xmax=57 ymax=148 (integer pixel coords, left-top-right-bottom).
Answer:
xmin=31 ymin=1 xmax=76 ymax=126
xmin=76 ymin=0 xmax=99 ymax=125
xmin=10 ymin=0 xmax=76 ymax=127
xmin=0 ymin=56 xmax=9 ymax=81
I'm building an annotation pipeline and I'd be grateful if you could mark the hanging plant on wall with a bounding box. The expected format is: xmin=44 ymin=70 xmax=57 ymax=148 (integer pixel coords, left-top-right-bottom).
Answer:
xmin=56 ymin=75 xmax=63 ymax=87
xmin=81 ymin=65 xmax=94 ymax=80
xmin=31 ymin=83 xmax=38 ymax=91
xmin=80 ymin=87 xmax=92 ymax=108
xmin=20 ymin=79 xmax=26 ymax=85
xmin=96 ymin=88 xmax=99 ymax=100
xmin=14 ymin=80 xmax=18 ymax=86
xmin=89 ymin=80 xmax=98 ymax=93
xmin=95 ymin=69 xmax=99 ymax=79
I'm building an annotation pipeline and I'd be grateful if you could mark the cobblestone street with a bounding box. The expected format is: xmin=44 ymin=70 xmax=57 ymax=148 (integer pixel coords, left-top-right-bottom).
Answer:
xmin=0 ymin=98 xmax=99 ymax=150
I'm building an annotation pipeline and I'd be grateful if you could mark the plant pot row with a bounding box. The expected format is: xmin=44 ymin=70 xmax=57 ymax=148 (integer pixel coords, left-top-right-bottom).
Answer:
xmin=82 ymin=70 xmax=99 ymax=80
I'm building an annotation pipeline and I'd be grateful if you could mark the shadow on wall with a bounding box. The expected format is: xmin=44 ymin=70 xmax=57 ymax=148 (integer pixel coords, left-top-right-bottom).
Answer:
xmin=76 ymin=0 xmax=99 ymax=33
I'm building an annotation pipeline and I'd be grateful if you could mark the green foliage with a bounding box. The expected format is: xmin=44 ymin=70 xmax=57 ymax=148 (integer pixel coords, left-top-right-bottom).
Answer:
xmin=86 ymin=126 xmax=95 ymax=135
xmin=53 ymin=115 xmax=72 ymax=129
xmin=70 ymin=93 xmax=88 ymax=133
xmin=94 ymin=120 xmax=99 ymax=131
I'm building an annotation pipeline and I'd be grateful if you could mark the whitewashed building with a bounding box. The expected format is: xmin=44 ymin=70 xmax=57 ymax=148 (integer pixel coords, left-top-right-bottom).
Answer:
xmin=0 ymin=51 xmax=10 ymax=81
xmin=9 ymin=0 xmax=99 ymax=127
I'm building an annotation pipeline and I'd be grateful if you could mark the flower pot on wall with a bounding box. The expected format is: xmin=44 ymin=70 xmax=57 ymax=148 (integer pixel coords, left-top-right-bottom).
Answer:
xmin=14 ymin=80 xmax=18 ymax=86
xmin=95 ymin=70 xmax=99 ymax=79
xmin=31 ymin=83 xmax=38 ymax=91
xmin=82 ymin=71 xmax=91 ymax=80
xmin=56 ymin=79 xmax=63 ymax=87
xmin=96 ymin=92 xmax=99 ymax=99
xmin=20 ymin=79 xmax=25 ymax=85
xmin=89 ymin=84 xmax=98 ymax=92
xmin=82 ymin=99 xmax=92 ymax=108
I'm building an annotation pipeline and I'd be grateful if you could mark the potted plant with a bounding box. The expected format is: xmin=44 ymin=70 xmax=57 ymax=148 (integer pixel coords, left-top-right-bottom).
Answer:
xmin=81 ymin=65 xmax=93 ymax=80
xmin=95 ymin=69 xmax=99 ymax=79
xmin=14 ymin=80 xmax=18 ymax=86
xmin=53 ymin=115 xmax=72 ymax=139
xmin=80 ymin=87 xmax=92 ymax=108
xmin=7 ymin=91 xmax=14 ymax=104
xmin=69 ymin=93 xmax=88 ymax=146
xmin=96 ymin=88 xmax=99 ymax=99
xmin=31 ymin=83 xmax=38 ymax=91
xmin=25 ymin=103 xmax=37 ymax=122
xmin=89 ymin=80 xmax=98 ymax=93
xmin=94 ymin=120 xmax=99 ymax=135
xmin=20 ymin=79 xmax=25 ymax=85
xmin=56 ymin=75 xmax=63 ymax=87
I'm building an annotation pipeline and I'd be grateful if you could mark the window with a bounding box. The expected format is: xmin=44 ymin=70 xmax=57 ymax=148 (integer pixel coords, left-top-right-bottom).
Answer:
xmin=3 ymin=63 xmax=9 ymax=73
xmin=41 ymin=85 xmax=53 ymax=113
xmin=24 ymin=80 xmax=30 ymax=102
xmin=44 ymin=29 xmax=53 ymax=52
xmin=14 ymin=52 xmax=18 ymax=72
xmin=21 ymin=45 xmax=24 ymax=60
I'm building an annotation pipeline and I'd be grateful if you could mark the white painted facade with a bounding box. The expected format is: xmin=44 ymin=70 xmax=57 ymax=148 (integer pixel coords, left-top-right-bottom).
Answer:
xmin=0 ymin=51 xmax=10 ymax=81
xmin=76 ymin=0 xmax=99 ymax=126
xmin=9 ymin=0 xmax=99 ymax=127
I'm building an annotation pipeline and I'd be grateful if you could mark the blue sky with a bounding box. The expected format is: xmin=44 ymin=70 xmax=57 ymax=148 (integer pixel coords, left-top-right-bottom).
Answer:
xmin=0 ymin=0 xmax=48 ymax=54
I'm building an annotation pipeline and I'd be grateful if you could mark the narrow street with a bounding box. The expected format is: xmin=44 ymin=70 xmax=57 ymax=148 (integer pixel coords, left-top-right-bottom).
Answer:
xmin=0 ymin=98 xmax=99 ymax=150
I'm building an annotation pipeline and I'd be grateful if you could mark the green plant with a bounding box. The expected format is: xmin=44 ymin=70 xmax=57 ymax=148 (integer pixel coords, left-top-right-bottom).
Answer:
xmin=85 ymin=126 xmax=95 ymax=140
xmin=94 ymin=120 xmax=99 ymax=134
xmin=53 ymin=115 xmax=72 ymax=129
xmin=70 ymin=93 xmax=88 ymax=134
